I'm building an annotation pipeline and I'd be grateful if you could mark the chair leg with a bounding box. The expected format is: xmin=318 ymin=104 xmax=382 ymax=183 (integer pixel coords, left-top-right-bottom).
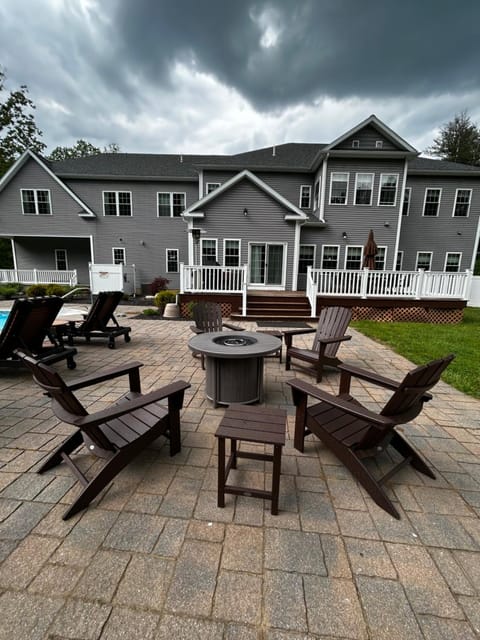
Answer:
xmin=316 ymin=363 xmax=323 ymax=383
xmin=390 ymin=432 xmax=436 ymax=479
xmin=38 ymin=431 xmax=84 ymax=473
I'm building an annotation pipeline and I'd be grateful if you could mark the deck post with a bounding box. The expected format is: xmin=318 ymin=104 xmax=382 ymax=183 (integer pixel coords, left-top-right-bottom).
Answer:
xmin=179 ymin=263 xmax=185 ymax=294
xmin=416 ymin=269 xmax=425 ymax=299
xmin=360 ymin=268 xmax=369 ymax=299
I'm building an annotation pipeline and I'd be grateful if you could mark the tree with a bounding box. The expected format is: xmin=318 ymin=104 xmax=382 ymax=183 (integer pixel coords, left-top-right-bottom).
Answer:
xmin=48 ymin=140 xmax=120 ymax=161
xmin=426 ymin=111 xmax=480 ymax=166
xmin=0 ymin=68 xmax=46 ymax=176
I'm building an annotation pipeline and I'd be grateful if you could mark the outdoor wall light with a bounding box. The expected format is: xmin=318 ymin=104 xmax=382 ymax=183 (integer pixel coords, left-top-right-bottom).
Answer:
xmin=191 ymin=229 xmax=201 ymax=241
xmin=342 ymin=232 xmax=348 ymax=239
xmin=457 ymin=231 xmax=462 ymax=235
xmin=139 ymin=240 xmax=145 ymax=246
xmin=384 ymin=221 xmax=390 ymax=227
xmin=243 ymin=208 xmax=248 ymax=217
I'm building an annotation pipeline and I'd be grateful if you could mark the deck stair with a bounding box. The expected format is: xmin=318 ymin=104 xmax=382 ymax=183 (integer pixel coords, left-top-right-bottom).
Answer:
xmin=231 ymin=292 xmax=314 ymax=321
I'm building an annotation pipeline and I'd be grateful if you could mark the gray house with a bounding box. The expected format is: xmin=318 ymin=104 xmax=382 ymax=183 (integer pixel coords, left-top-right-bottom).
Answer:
xmin=1 ymin=115 xmax=479 ymax=296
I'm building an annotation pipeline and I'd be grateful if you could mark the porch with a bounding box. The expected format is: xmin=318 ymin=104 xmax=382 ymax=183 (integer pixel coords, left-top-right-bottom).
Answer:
xmin=0 ymin=268 xmax=78 ymax=287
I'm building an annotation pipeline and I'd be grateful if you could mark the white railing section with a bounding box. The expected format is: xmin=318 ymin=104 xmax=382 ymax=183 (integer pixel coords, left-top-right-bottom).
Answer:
xmin=180 ymin=264 xmax=248 ymax=315
xmin=0 ymin=269 xmax=78 ymax=286
xmin=306 ymin=267 xmax=318 ymax=317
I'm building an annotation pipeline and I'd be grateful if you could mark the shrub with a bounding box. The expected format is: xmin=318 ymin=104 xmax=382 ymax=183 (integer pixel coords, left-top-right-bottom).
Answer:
xmin=45 ymin=284 xmax=70 ymax=297
xmin=0 ymin=283 xmax=23 ymax=299
xmin=154 ymin=289 xmax=178 ymax=308
xmin=149 ymin=276 xmax=170 ymax=295
xmin=25 ymin=284 xmax=47 ymax=297
xmin=142 ymin=308 xmax=158 ymax=316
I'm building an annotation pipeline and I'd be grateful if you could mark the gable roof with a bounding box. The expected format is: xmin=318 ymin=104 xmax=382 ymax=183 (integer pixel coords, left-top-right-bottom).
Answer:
xmin=0 ymin=150 xmax=97 ymax=217
xmin=409 ymin=156 xmax=480 ymax=175
xmin=183 ymin=169 xmax=308 ymax=220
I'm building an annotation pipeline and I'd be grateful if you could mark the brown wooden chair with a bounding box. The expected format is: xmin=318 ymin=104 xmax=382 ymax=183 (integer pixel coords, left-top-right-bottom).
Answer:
xmin=288 ymin=353 xmax=455 ymax=519
xmin=190 ymin=301 xmax=243 ymax=368
xmin=0 ymin=296 xmax=77 ymax=370
xmin=55 ymin=291 xmax=131 ymax=349
xmin=284 ymin=306 xmax=352 ymax=382
xmin=15 ymin=350 xmax=190 ymax=520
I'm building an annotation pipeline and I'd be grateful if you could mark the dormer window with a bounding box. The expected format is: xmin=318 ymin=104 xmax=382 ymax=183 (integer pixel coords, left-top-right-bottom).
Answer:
xmin=375 ymin=140 xmax=383 ymax=149
xmin=21 ymin=189 xmax=51 ymax=215
xmin=352 ymin=140 xmax=360 ymax=149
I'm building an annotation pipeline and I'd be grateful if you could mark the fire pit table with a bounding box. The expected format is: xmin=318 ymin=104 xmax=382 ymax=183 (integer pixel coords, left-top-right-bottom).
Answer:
xmin=188 ymin=331 xmax=282 ymax=407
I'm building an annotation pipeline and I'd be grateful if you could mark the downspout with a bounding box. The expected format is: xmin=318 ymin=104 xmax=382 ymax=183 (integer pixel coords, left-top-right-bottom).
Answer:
xmin=198 ymin=169 xmax=203 ymax=199
xmin=89 ymin=235 xmax=95 ymax=265
xmin=10 ymin=238 xmax=17 ymax=270
xmin=393 ymin=158 xmax=408 ymax=270
xmin=318 ymin=153 xmax=329 ymax=222
xmin=291 ymin=220 xmax=303 ymax=291
xmin=471 ymin=201 xmax=480 ymax=271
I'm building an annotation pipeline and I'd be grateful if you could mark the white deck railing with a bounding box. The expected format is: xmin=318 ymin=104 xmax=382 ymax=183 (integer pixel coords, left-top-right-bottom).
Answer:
xmin=0 ymin=269 xmax=78 ymax=286
xmin=180 ymin=264 xmax=248 ymax=315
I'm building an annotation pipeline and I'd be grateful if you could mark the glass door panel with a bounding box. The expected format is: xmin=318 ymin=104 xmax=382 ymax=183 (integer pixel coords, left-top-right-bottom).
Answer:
xmin=266 ymin=244 xmax=284 ymax=285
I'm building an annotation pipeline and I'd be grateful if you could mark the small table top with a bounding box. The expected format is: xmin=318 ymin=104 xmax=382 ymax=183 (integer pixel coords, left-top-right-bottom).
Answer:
xmin=188 ymin=331 xmax=281 ymax=359
xmin=216 ymin=403 xmax=286 ymax=446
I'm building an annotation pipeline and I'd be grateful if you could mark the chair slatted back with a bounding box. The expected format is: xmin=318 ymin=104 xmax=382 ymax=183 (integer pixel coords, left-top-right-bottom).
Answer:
xmin=82 ymin=291 xmax=123 ymax=331
xmin=312 ymin=307 xmax=352 ymax=357
xmin=0 ymin=299 xmax=32 ymax=358
xmin=193 ymin=302 xmax=224 ymax=333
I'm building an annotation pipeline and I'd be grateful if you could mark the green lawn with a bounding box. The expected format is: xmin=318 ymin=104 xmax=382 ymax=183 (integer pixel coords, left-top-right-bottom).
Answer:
xmin=351 ymin=307 xmax=480 ymax=399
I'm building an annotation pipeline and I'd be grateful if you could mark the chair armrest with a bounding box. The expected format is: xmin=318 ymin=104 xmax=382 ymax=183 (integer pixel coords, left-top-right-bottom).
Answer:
xmin=190 ymin=326 xmax=203 ymax=334
xmin=337 ymin=363 xmax=401 ymax=391
xmin=73 ymin=380 xmax=191 ymax=427
xmin=66 ymin=361 xmax=144 ymax=392
xmin=283 ymin=328 xmax=316 ymax=348
xmin=286 ymin=378 xmax=394 ymax=427
xmin=317 ymin=334 xmax=351 ymax=345
xmin=222 ymin=323 xmax=243 ymax=331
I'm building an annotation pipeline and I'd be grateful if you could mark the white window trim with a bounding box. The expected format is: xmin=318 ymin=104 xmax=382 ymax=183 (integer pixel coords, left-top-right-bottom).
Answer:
xmin=354 ymin=173 xmax=374 ymax=206
xmin=329 ymin=172 xmax=349 ymax=205
xmin=103 ymin=191 xmax=132 ymax=217
xmin=55 ymin=249 xmax=68 ymax=270
xmin=344 ymin=245 xmax=364 ymax=270
xmin=415 ymin=251 xmax=433 ymax=270
xmin=223 ymin=238 xmax=241 ymax=267
xmin=299 ymin=244 xmax=316 ymax=272
xmin=20 ymin=188 xmax=52 ymax=215
xmin=157 ymin=191 xmax=186 ymax=217
xmin=166 ymin=248 xmax=179 ymax=273
xmin=321 ymin=244 xmax=340 ymax=269
xmin=377 ymin=173 xmax=399 ymax=207
xmin=402 ymin=187 xmax=412 ymax=216
xmin=352 ymin=139 xmax=360 ymax=149
xmin=200 ymin=238 xmax=218 ymax=266
xmin=422 ymin=188 xmax=442 ymax=217
xmin=375 ymin=246 xmax=388 ymax=270
xmin=396 ymin=251 xmax=404 ymax=271
xmin=444 ymin=252 xmax=462 ymax=271
xmin=452 ymin=188 xmax=472 ymax=217
xmin=313 ymin=179 xmax=320 ymax=210
xmin=206 ymin=182 xmax=221 ymax=194
xmin=112 ymin=247 xmax=126 ymax=265
xmin=375 ymin=140 xmax=384 ymax=149
xmin=299 ymin=185 xmax=312 ymax=208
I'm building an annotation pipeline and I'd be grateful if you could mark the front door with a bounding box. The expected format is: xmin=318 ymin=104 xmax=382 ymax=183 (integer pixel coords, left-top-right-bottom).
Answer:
xmin=249 ymin=243 xmax=285 ymax=287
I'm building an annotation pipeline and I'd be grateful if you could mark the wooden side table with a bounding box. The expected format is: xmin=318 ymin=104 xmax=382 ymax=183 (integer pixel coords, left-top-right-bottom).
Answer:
xmin=215 ymin=403 xmax=286 ymax=515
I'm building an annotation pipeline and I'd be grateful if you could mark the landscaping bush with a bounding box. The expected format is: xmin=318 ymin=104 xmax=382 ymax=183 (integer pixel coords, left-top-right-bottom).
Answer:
xmin=142 ymin=308 xmax=158 ymax=316
xmin=45 ymin=284 xmax=70 ymax=297
xmin=149 ymin=276 xmax=170 ymax=295
xmin=154 ymin=289 xmax=178 ymax=309
xmin=0 ymin=283 xmax=23 ymax=299
xmin=25 ymin=284 xmax=47 ymax=297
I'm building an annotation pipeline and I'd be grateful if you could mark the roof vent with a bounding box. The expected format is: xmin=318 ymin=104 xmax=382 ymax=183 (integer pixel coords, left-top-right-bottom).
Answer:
xmin=180 ymin=155 xmax=183 ymax=163
xmin=272 ymin=146 xmax=276 ymax=157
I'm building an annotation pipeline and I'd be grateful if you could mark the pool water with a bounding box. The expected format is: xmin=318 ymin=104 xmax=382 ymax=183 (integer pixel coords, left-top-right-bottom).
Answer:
xmin=0 ymin=311 xmax=9 ymax=331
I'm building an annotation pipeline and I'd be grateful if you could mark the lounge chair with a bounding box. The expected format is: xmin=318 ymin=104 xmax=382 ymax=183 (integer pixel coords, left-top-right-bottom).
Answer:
xmin=0 ymin=296 xmax=77 ymax=370
xmin=284 ymin=306 xmax=352 ymax=382
xmin=16 ymin=350 xmax=191 ymax=520
xmin=288 ymin=354 xmax=455 ymax=518
xmin=56 ymin=291 xmax=131 ymax=349
xmin=190 ymin=301 xmax=243 ymax=368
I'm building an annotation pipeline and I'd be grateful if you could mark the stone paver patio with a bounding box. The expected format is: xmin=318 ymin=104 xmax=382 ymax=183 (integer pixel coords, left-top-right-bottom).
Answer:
xmin=0 ymin=304 xmax=479 ymax=639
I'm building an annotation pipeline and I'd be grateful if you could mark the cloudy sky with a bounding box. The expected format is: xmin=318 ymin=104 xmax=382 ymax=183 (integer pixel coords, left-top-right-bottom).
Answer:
xmin=1 ymin=0 xmax=480 ymax=157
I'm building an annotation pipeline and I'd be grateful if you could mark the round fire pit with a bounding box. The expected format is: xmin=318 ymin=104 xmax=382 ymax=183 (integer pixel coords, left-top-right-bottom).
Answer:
xmin=188 ymin=331 xmax=281 ymax=407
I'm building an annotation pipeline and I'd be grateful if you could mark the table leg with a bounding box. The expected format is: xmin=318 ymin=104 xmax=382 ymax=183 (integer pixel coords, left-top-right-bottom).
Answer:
xmin=217 ymin=436 xmax=226 ymax=508
xmin=271 ymin=444 xmax=282 ymax=515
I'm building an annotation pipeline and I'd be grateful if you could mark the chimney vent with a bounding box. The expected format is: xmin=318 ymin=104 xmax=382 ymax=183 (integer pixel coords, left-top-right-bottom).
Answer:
xmin=272 ymin=146 xmax=276 ymax=157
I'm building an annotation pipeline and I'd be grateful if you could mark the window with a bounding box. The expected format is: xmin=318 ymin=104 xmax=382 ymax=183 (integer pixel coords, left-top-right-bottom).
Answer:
xmin=396 ymin=251 xmax=404 ymax=271
xmin=453 ymin=189 xmax=472 ymax=217
xmin=299 ymin=185 xmax=311 ymax=208
xmin=21 ymin=189 xmax=51 ymax=215
xmin=402 ymin=187 xmax=411 ymax=216
xmin=375 ymin=247 xmax=387 ymax=270
xmin=378 ymin=174 xmax=398 ymax=206
xmin=313 ymin=179 xmax=320 ymax=210
xmin=352 ymin=140 xmax=360 ymax=149
xmin=416 ymin=252 xmax=432 ymax=270
xmin=103 ymin=191 xmax=132 ymax=216
xmin=345 ymin=246 xmax=363 ymax=270
xmin=55 ymin=249 xmax=68 ymax=271
xmin=423 ymin=188 xmax=441 ymax=216
xmin=201 ymin=239 xmax=217 ymax=265
xmin=321 ymin=245 xmax=339 ymax=269
xmin=298 ymin=245 xmax=315 ymax=274
xmin=375 ymin=140 xmax=383 ymax=149
xmin=206 ymin=183 xmax=220 ymax=194
xmin=166 ymin=249 xmax=179 ymax=273
xmin=354 ymin=173 xmax=374 ymax=205
xmin=157 ymin=192 xmax=186 ymax=217
xmin=224 ymin=239 xmax=240 ymax=267
xmin=444 ymin=252 xmax=461 ymax=272
xmin=112 ymin=247 xmax=126 ymax=265
xmin=329 ymin=172 xmax=349 ymax=205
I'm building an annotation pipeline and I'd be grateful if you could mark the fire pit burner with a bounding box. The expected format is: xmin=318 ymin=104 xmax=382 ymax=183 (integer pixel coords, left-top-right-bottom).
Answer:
xmin=213 ymin=335 xmax=257 ymax=347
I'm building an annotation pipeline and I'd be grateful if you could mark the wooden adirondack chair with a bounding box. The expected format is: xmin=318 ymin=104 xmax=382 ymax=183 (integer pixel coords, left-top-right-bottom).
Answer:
xmin=288 ymin=354 xmax=455 ymax=519
xmin=56 ymin=291 xmax=131 ymax=349
xmin=284 ymin=306 xmax=352 ymax=382
xmin=190 ymin=301 xmax=243 ymax=369
xmin=16 ymin=350 xmax=190 ymax=520
xmin=0 ymin=297 xmax=77 ymax=369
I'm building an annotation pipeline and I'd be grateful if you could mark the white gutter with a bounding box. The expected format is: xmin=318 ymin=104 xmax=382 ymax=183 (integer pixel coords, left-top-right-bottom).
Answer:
xmin=319 ymin=153 xmax=329 ymax=221
xmin=393 ymin=159 xmax=408 ymax=269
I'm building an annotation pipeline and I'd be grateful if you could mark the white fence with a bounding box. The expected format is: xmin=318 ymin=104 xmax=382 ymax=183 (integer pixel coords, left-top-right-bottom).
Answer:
xmin=0 ymin=268 xmax=78 ymax=286
xmin=468 ymin=276 xmax=480 ymax=307
xmin=180 ymin=264 xmax=248 ymax=315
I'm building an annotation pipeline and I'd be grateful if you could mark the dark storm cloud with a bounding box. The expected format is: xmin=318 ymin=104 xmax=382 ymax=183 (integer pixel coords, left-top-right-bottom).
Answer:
xmin=111 ymin=0 xmax=480 ymax=109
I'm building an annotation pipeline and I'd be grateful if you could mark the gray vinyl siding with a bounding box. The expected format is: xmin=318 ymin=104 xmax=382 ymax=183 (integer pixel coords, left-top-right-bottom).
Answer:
xmin=197 ymin=178 xmax=297 ymax=288
xmin=399 ymin=176 xmax=480 ymax=271
xmin=335 ymin=125 xmax=399 ymax=151
xmin=14 ymin=237 xmax=91 ymax=283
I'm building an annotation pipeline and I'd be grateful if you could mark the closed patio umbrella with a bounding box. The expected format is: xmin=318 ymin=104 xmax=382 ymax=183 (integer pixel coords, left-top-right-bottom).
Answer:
xmin=363 ymin=229 xmax=378 ymax=269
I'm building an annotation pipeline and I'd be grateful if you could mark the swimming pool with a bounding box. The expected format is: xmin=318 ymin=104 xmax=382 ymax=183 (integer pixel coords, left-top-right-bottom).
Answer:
xmin=0 ymin=306 xmax=88 ymax=331
xmin=0 ymin=310 xmax=9 ymax=331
